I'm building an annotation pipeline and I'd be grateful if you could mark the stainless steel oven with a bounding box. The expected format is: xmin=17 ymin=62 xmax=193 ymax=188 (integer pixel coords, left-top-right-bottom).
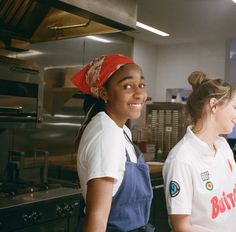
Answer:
xmin=0 ymin=56 xmax=43 ymax=126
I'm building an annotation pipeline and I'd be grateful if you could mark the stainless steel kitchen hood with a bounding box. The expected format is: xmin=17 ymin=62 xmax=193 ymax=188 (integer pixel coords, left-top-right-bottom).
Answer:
xmin=0 ymin=0 xmax=137 ymax=51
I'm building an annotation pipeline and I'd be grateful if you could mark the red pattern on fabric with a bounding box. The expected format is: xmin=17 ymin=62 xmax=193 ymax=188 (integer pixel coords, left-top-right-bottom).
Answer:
xmin=70 ymin=54 xmax=134 ymax=97
xmin=228 ymin=159 xmax=233 ymax=172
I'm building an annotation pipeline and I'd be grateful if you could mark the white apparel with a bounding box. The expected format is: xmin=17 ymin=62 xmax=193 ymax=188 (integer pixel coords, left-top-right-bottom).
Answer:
xmin=163 ymin=126 xmax=236 ymax=232
xmin=77 ymin=111 xmax=137 ymax=199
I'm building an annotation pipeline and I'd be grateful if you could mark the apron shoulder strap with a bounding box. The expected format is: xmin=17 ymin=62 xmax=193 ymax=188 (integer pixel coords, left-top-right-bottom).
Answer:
xmin=125 ymin=149 xmax=131 ymax=162
xmin=123 ymin=130 xmax=140 ymax=159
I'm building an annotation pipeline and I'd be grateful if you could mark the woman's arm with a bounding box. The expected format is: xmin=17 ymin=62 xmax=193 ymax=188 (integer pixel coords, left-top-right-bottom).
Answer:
xmin=83 ymin=177 xmax=114 ymax=232
xmin=170 ymin=215 xmax=210 ymax=232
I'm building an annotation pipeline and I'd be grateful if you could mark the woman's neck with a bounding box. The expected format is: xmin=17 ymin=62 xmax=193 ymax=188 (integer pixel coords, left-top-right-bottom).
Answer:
xmin=192 ymin=123 xmax=218 ymax=154
xmin=104 ymin=109 xmax=126 ymax=128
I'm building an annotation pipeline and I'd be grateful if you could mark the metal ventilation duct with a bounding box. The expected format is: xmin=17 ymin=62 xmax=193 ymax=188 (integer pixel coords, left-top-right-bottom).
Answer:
xmin=0 ymin=0 xmax=137 ymax=51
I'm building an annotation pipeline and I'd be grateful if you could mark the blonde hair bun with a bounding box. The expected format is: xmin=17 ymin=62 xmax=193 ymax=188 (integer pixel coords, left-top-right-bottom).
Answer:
xmin=188 ymin=71 xmax=208 ymax=90
xmin=186 ymin=70 xmax=236 ymax=124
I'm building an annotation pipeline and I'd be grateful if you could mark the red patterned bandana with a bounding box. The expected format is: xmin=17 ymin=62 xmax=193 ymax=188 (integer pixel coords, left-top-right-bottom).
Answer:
xmin=71 ymin=54 xmax=134 ymax=97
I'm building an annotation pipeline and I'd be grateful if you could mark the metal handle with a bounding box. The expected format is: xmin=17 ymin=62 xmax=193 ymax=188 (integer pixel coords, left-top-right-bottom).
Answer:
xmin=0 ymin=106 xmax=23 ymax=111
xmin=48 ymin=20 xmax=91 ymax=30
xmin=152 ymin=184 xmax=164 ymax=189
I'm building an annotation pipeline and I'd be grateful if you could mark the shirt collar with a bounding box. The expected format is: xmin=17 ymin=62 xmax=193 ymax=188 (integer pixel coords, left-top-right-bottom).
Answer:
xmin=185 ymin=125 xmax=224 ymax=156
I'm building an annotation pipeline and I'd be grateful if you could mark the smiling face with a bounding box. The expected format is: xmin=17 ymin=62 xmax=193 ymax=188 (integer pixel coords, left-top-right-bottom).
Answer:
xmin=100 ymin=64 xmax=148 ymax=127
xmin=214 ymin=94 xmax=236 ymax=134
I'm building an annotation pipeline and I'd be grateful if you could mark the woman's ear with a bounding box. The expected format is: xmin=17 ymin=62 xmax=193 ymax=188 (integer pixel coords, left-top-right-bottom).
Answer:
xmin=209 ymin=97 xmax=218 ymax=113
xmin=99 ymin=87 xmax=108 ymax=102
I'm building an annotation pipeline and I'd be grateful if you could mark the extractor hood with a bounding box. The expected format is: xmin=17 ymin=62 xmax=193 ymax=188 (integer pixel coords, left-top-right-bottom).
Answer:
xmin=0 ymin=0 xmax=137 ymax=51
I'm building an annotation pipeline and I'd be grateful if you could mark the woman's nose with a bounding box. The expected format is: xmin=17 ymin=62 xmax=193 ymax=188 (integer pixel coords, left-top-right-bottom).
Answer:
xmin=133 ymin=86 xmax=147 ymax=98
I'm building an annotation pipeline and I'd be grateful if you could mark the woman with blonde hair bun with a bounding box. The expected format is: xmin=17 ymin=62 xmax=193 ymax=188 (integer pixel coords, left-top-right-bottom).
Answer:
xmin=163 ymin=71 xmax=236 ymax=232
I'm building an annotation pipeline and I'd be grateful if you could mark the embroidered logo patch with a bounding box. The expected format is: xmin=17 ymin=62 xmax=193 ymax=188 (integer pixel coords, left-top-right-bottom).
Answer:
xmin=169 ymin=181 xmax=180 ymax=197
xmin=205 ymin=181 xmax=213 ymax=191
xmin=201 ymin=171 xmax=210 ymax=181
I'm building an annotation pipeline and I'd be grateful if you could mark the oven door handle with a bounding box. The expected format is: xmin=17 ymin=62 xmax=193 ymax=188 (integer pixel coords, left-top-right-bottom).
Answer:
xmin=0 ymin=106 xmax=23 ymax=115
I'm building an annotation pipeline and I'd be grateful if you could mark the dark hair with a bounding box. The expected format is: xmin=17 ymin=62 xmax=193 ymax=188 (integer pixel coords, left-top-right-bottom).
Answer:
xmin=73 ymin=95 xmax=105 ymax=153
xmin=83 ymin=94 xmax=105 ymax=117
xmin=187 ymin=71 xmax=236 ymax=124
xmin=73 ymin=69 xmax=115 ymax=153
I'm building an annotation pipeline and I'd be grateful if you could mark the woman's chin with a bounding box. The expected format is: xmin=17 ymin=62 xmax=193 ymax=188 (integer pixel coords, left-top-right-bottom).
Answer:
xmin=222 ymin=128 xmax=233 ymax=135
xmin=130 ymin=113 xmax=141 ymax=120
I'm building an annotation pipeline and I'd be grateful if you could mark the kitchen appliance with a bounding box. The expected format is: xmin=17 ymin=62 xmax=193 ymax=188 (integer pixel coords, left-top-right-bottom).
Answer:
xmin=0 ymin=187 xmax=82 ymax=232
xmin=146 ymin=102 xmax=190 ymax=160
xmin=0 ymin=55 xmax=43 ymax=126
xmin=0 ymin=0 xmax=137 ymax=51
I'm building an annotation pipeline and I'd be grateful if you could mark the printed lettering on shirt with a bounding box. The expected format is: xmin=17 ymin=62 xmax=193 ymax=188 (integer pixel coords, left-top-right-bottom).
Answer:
xmin=201 ymin=171 xmax=210 ymax=181
xmin=169 ymin=181 xmax=180 ymax=197
xmin=228 ymin=159 xmax=233 ymax=172
xmin=210 ymin=184 xmax=236 ymax=219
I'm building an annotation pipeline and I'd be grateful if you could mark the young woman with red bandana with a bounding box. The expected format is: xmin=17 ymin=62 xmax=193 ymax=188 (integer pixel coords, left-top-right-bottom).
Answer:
xmin=163 ymin=71 xmax=236 ymax=232
xmin=71 ymin=54 xmax=154 ymax=232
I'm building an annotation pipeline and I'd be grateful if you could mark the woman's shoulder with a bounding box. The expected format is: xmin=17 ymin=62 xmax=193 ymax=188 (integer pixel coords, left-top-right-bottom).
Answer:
xmin=217 ymin=135 xmax=234 ymax=157
xmin=91 ymin=112 xmax=121 ymax=128
xmin=165 ymin=135 xmax=196 ymax=165
xmin=83 ymin=112 xmax=124 ymax=142
xmin=217 ymin=135 xmax=228 ymax=144
xmin=123 ymin=125 xmax=132 ymax=137
xmin=85 ymin=112 xmax=119 ymax=133
xmin=216 ymin=135 xmax=232 ymax=151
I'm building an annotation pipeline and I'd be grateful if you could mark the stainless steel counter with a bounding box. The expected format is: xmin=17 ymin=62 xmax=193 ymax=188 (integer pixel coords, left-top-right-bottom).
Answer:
xmin=0 ymin=187 xmax=81 ymax=210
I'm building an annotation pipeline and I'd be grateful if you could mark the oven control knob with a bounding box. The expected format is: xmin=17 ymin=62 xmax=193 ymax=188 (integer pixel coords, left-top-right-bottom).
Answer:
xmin=31 ymin=212 xmax=37 ymax=222
xmin=22 ymin=214 xmax=30 ymax=223
xmin=56 ymin=205 xmax=64 ymax=217
xmin=37 ymin=212 xmax=43 ymax=222
xmin=63 ymin=204 xmax=73 ymax=216
xmin=31 ymin=212 xmax=42 ymax=223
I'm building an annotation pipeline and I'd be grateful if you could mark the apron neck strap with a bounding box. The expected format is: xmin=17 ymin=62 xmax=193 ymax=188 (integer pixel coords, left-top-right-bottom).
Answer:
xmin=123 ymin=130 xmax=140 ymax=159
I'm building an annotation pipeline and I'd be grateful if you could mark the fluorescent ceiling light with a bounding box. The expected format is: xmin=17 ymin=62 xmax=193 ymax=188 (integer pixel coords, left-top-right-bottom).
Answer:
xmin=232 ymin=0 xmax=236 ymax=3
xmin=86 ymin=36 xmax=112 ymax=43
xmin=136 ymin=21 xmax=169 ymax=37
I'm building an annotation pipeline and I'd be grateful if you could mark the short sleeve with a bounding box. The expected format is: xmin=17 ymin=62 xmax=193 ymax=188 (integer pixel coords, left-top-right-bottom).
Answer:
xmin=85 ymin=128 xmax=126 ymax=183
xmin=163 ymin=159 xmax=193 ymax=215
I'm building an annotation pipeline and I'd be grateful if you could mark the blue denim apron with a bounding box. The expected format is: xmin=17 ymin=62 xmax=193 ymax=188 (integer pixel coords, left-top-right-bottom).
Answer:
xmin=106 ymin=133 xmax=153 ymax=231
xmin=77 ymin=132 xmax=153 ymax=232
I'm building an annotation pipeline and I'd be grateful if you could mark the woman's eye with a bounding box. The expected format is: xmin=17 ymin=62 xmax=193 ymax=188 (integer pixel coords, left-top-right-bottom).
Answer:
xmin=123 ymin=83 xmax=146 ymax=90
xmin=139 ymin=83 xmax=146 ymax=89
xmin=123 ymin=84 xmax=132 ymax=89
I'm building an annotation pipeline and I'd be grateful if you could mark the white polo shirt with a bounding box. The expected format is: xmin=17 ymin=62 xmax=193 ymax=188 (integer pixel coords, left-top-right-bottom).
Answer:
xmin=163 ymin=126 xmax=236 ymax=232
